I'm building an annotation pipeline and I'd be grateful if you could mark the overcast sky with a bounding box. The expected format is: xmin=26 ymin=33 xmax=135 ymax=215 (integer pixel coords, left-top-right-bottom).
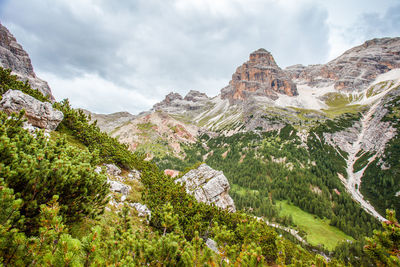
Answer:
xmin=1 ymin=0 xmax=399 ymax=114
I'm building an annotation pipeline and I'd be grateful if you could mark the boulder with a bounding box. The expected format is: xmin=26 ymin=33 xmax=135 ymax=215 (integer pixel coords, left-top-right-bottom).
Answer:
xmin=0 ymin=90 xmax=63 ymax=130
xmin=103 ymin=163 xmax=122 ymax=176
xmin=175 ymin=164 xmax=236 ymax=212
xmin=108 ymin=180 xmax=131 ymax=196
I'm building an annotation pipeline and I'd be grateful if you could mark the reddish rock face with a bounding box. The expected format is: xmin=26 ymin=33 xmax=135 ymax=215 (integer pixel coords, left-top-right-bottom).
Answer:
xmin=222 ymin=48 xmax=297 ymax=102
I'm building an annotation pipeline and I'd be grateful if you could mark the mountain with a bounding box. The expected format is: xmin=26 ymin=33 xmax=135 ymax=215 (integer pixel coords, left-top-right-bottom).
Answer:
xmin=92 ymin=37 xmax=400 ymax=253
xmin=286 ymin=37 xmax=400 ymax=91
xmin=1 ymin=21 xmax=399 ymax=264
xmin=221 ymin=48 xmax=298 ymax=103
xmin=0 ymin=22 xmax=54 ymax=100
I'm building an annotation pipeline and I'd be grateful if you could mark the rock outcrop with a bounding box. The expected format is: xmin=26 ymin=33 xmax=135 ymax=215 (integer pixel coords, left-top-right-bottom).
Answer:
xmin=221 ymin=48 xmax=298 ymax=103
xmin=175 ymin=164 xmax=236 ymax=212
xmin=0 ymin=23 xmax=54 ymax=100
xmin=0 ymin=89 xmax=63 ymax=130
xmin=152 ymin=90 xmax=210 ymax=113
xmin=286 ymin=37 xmax=400 ymax=92
xmin=108 ymin=180 xmax=131 ymax=196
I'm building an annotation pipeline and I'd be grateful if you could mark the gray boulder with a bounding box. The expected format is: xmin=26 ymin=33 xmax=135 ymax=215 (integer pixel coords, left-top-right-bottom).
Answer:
xmin=0 ymin=90 xmax=63 ymax=130
xmin=103 ymin=163 xmax=122 ymax=177
xmin=175 ymin=164 xmax=236 ymax=212
xmin=108 ymin=180 xmax=131 ymax=196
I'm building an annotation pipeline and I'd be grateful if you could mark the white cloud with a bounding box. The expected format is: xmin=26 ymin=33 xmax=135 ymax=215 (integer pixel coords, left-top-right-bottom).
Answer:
xmin=40 ymin=71 xmax=156 ymax=114
xmin=1 ymin=0 xmax=397 ymax=114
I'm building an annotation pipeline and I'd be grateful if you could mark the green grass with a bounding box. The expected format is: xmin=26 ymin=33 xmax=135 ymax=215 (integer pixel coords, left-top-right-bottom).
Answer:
xmin=322 ymin=104 xmax=362 ymax=118
xmin=277 ymin=201 xmax=353 ymax=250
xmin=323 ymin=92 xmax=351 ymax=107
xmin=231 ymin=184 xmax=259 ymax=197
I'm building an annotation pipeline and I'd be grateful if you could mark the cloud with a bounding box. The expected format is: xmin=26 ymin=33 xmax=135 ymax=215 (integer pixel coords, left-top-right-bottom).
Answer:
xmin=357 ymin=3 xmax=400 ymax=39
xmin=328 ymin=2 xmax=400 ymax=60
xmin=1 ymin=0 xmax=331 ymax=113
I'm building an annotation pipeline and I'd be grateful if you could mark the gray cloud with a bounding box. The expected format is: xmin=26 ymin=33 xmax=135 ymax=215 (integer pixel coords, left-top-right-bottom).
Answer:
xmin=0 ymin=0 xmax=331 ymax=113
xmin=358 ymin=3 xmax=400 ymax=38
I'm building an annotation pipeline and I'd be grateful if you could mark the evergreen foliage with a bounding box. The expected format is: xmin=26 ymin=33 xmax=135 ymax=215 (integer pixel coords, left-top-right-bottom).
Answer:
xmin=157 ymin=124 xmax=379 ymax=241
xmin=0 ymin=111 xmax=109 ymax=231
xmin=0 ymin=67 xmax=49 ymax=102
xmin=364 ymin=209 xmax=400 ymax=266
xmin=54 ymin=99 xmax=145 ymax=169
xmin=361 ymin=95 xmax=400 ymax=217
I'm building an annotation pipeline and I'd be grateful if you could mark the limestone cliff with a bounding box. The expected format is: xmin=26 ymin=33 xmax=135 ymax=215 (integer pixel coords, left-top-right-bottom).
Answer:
xmin=221 ymin=48 xmax=298 ymax=103
xmin=285 ymin=37 xmax=400 ymax=92
xmin=0 ymin=23 xmax=54 ymax=100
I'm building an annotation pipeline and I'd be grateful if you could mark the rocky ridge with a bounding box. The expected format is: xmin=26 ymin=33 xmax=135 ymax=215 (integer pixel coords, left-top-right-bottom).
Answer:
xmin=152 ymin=90 xmax=210 ymax=113
xmin=0 ymin=23 xmax=54 ymax=100
xmin=81 ymin=109 xmax=136 ymax=133
xmin=286 ymin=38 xmax=400 ymax=92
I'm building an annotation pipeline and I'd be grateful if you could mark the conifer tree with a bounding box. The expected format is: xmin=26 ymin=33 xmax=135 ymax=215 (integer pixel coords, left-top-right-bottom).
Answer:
xmin=0 ymin=111 xmax=109 ymax=231
xmin=364 ymin=209 xmax=400 ymax=266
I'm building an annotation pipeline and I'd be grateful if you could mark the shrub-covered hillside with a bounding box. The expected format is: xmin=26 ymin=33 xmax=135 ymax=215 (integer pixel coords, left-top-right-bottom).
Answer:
xmin=0 ymin=67 xmax=329 ymax=266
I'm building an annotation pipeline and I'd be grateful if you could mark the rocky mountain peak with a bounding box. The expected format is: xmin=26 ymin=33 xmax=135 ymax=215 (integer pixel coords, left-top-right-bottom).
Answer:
xmin=152 ymin=90 xmax=210 ymax=113
xmin=286 ymin=37 xmax=400 ymax=91
xmin=221 ymin=48 xmax=298 ymax=103
xmin=249 ymin=48 xmax=278 ymax=67
xmin=184 ymin=90 xmax=208 ymax=102
xmin=152 ymin=92 xmax=183 ymax=110
xmin=0 ymin=23 xmax=54 ymax=100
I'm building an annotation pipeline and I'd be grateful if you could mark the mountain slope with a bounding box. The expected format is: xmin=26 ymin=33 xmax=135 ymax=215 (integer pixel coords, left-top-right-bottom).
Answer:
xmin=89 ymin=38 xmax=400 ymax=254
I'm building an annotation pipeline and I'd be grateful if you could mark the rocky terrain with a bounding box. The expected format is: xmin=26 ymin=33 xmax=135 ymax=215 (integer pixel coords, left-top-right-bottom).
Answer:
xmin=3 ymin=21 xmax=400 ymax=264
xmin=0 ymin=23 xmax=54 ymax=100
xmin=89 ymin=37 xmax=400 ymax=224
xmin=286 ymin=37 xmax=400 ymax=92
xmin=175 ymin=163 xmax=236 ymax=212
xmin=81 ymin=109 xmax=136 ymax=133
xmin=93 ymin=37 xmax=400 ymax=149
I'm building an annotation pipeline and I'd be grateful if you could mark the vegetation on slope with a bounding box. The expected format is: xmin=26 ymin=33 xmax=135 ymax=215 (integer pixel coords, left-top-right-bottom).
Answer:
xmin=361 ymin=93 xmax=400 ymax=216
xmin=0 ymin=67 xmax=326 ymax=265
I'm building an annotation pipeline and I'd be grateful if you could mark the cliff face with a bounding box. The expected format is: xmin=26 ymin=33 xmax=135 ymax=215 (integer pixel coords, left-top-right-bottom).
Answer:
xmin=0 ymin=23 xmax=54 ymax=100
xmin=221 ymin=48 xmax=298 ymax=103
xmin=286 ymin=38 xmax=400 ymax=92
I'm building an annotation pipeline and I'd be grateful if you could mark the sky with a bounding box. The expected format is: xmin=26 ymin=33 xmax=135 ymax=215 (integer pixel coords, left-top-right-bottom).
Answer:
xmin=0 ymin=0 xmax=399 ymax=114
